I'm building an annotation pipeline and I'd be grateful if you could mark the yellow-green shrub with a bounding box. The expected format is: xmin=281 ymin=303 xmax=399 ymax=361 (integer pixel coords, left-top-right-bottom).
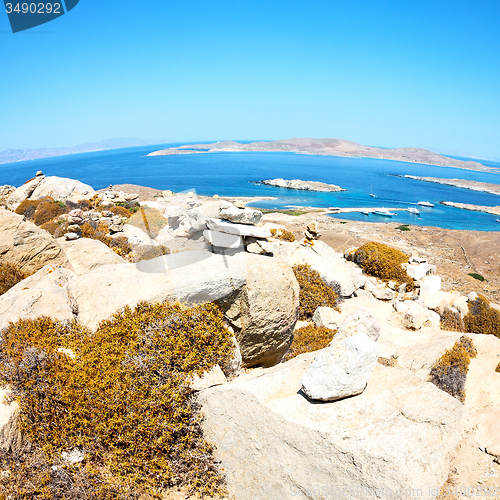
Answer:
xmin=127 ymin=207 xmax=168 ymax=238
xmin=80 ymin=222 xmax=132 ymax=257
xmin=292 ymin=264 xmax=340 ymax=320
xmin=0 ymin=262 xmax=27 ymax=296
xmin=109 ymin=205 xmax=131 ymax=219
xmin=283 ymin=324 xmax=335 ymax=361
xmin=495 ymin=363 xmax=500 ymax=373
xmin=0 ymin=301 xmax=233 ymax=498
xmin=270 ymin=228 xmax=296 ymax=242
xmin=429 ymin=336 xmax=477 ymax=402
xmin=440 ymin=308 xmax=465 ymax=332
xmin=464 ymin=294 xmax=500 ymax=338
xmin=354 ymin=241 xmax=414 ymax=291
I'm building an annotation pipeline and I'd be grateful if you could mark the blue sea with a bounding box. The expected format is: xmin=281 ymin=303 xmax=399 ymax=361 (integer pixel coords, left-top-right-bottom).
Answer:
xmin=1 ymin=143 xmax=500 ymax=232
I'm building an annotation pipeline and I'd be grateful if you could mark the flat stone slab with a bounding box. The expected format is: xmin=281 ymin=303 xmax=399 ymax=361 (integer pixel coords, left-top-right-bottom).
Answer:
xmin=207 ymin=218 xmax=271 ymax=238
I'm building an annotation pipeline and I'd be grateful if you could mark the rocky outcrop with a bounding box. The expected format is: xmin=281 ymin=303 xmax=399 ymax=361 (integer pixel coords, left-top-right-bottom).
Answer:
xmin=67 ymin=251 xmax=299 ymax=367
xmin=30 ymin=176 xmax=94 ymax=201
xmin=0 ymin=264 xmax=76 ymax=332
xmin=199 ymin=357 xmax=463 ymax=500
xmin=219 ymin=201 xmax=262 ymax=225
xmin=335 ymin=306 xmax=381 ymax=342
xmin=0 ymin=210 xmax=68 ymax=274
xmin=57 ymin=237 xmax=125 ymax=275
xmin=6 ymin=175 xmax=45 ymax=207
xmin=261 ymin=178 xmax=346 ymax=192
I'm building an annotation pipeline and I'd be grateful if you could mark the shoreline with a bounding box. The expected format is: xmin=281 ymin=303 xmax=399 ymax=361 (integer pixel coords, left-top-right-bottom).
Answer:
xmin=400 ymin=175 xmax=500 ymax=196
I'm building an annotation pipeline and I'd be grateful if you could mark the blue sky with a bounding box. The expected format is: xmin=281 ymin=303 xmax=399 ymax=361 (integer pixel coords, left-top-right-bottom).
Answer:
xmin=0 ymin=0 xmax=499 ymax=158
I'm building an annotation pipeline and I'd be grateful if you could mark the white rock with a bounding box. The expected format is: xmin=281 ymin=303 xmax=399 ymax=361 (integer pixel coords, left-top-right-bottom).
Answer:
xmin=452 ymin=295 xmax=469 ymax=316
xmin=420 ymin=275 xmax=442 ymax=296
xmin=393 ymin=300 xmax=409 ymax=313
xmin=0 ymin=265 xmax=76 ymax=333
xmin=30 ymin=176 xmax=94 ymax=201
xmin=203 ymin=229 xmax=244 ymax=249
xmin=300 ymin=332 xmax=379 ymax=401
xmin=207 ymin=218 xmax=271 ymax=238
xmin=219 ymin=204 xmax=263 ymax=225
xmin=57 ymin=237 xmax=125 ymax=274
xmin=468 ymin=291 xmax=478 ymax=301
xmin=407 ymin=263 xmax=429 ymax=280
xmin=404 ymin=304 xmax=430 ymax=330
xmin=245 ymin=238 xmax=274 ymax=255
xmin=64 ymin=232 xmax=81 ymax=241
xmin=61 ymin=448 xmax=85 ymax=464
xmin=122 ymin=224 xmax=159 ymax=248
xmin=7 ymin=176 xmax=44 ymax=207
xmin=335 ymin=306 xmax=381 ymax=342
xmin=312 ymin=307 xmax=340 ymax=330
xmin=0 ymin=389 xmax=21 ymax=453
xmin=190 ymin=365 xmax=227 ymax=391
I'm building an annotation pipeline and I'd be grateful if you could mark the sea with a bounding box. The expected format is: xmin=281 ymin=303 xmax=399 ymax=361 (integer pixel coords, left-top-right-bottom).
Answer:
xmin=1 ymin=142 xmax=500 ymax=232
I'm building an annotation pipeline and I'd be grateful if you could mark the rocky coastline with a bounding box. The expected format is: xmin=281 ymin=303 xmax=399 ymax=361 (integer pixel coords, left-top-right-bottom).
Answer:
xmin=441 ymin=201 xmax=500 ymax=216
xmin=260 ymin=178 xmax=346 ymax=192
xmin=403 ymin=175 xmax=500 ymax=195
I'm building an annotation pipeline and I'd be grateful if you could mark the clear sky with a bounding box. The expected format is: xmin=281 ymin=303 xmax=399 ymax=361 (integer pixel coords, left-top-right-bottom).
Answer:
xmin=0 ymin=0 xmax=499 ymax=158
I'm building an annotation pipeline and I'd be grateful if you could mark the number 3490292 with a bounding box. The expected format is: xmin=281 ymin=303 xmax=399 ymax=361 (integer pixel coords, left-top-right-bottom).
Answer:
xmin=5 ymin=3 xmax=62 ymax=14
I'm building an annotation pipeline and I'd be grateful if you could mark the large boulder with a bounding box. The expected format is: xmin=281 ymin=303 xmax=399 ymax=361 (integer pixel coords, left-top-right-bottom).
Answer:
xmin=283 ymin=240 xmax=364 ymax=297
xmin=0 ymin=264 xmax=76 ymax=332
xmin=30 ymin=176 xmax=94 ymax=201
xmin=67 ymin=251 xmax=298 ymax=366
xmin=198 ymin=357 xmax=463 ymax=500
xmin=300 ymin=332 xmax=379 ymax=401
xmin=0 ymin=210 xmax=68 ymax=274
xmin=57 ymin=237 xmax=125 ymax=275
xmin=219 ymin=202 xmax=263 ymax=225
xmin=6 ymin=176 xmax=45 ymax=208
xmin=174 ymin=202 xmax=223 ymax=237
xmin=121 ymin=224 xmax=159 ymax=248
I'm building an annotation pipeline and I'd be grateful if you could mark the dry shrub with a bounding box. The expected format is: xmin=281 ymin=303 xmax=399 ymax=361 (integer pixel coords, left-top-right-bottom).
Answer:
xmin=109 ymin=205 xmax=131 ymax=219
xmin=0 ymin=262 xmax=27 ymax=296
xmin=464 ymin=294 xmax=500 ymax=338
xmin=440 ymin=308 xmax=465 ymax=332
xmin=33 ymin=199 xmax=68 ymax=226
xmin=15 ymin=198 xmax=46 ymax=221
xmin=354 ymin=241 xmax=414 ymax=291
xmin=40 ymin=219 xmax=63 ymax=235
xmin=80 ymin=222 xmax=132 ymax=256
xmin=429 ymin=336 xmax=477 ymax=402
xmin=283 ymin=324 xmax=335 ymax=361
xmin=0 ymin=302 xmax=233 ymax=498
xmin=292 ymin=264 xmax=340 ymax=320
xmin=270 ymin=228 xmax=296 ymax=242
xmin=127 ymin=207 xmax=168 ymax=238
xmin=495 ymin=363 xmax=500 ymax=373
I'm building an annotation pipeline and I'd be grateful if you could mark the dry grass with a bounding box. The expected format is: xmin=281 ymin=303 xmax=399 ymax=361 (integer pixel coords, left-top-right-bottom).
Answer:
xmin=283 ymin=324 xmax=335 ymax=361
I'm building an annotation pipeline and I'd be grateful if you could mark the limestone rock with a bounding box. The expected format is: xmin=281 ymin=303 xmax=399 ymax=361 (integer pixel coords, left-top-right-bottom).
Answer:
xmin=0 ymin=389 xmax=21 ymax=453
xmin=0 ymin=210 xmax=68 ymax=274
xmin=7 ymin=176 xmax=44 ymax=207
xmin=121 ymin=224 xmax=159 ymax=248
xmin=203 ymin=229 xmax=244 ymax=250
xmin=219 ymin=203 xmax=263 ymax=225
xmin=0 ymin=265 xmax=76 ymax=333
xmin=404 ymin=304 xmax=431 ymax=330
xmin=452 ymin=295 xmax=469 ymax=316
xmin=198 ymin=359 xmax=462 ymax=500
xmin=420 ymin=275 xmax=442 ymax=296
xmin=245 ymin=237 xmax=274 ymax=255
xmin=57 ymin=237 xmax=125 ymax=275
xmin=67 ymin=251 xmax=298 ymax=367
xmin=335 ymin=306 xmax=381 ymax=342
xmin=207 ymin=218 xmax=271 ymax=238
xmin=407 ymin=262 xmax=429 ymax=280
xmin=175 ymin=202 xmax=223 ymax=237
xmin=312 ymin=306 xmax=340 ymax=330
xmin=189 ymin=365 xmax=227 ymax=391
xmin=301 ymin=332 xmax=379 ymax=401
xmin=30 ymin=176 xmax=94 ymax=201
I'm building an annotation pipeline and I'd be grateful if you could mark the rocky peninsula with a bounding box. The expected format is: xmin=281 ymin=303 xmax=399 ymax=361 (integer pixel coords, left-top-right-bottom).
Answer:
xmin=441 ymin=201 xmax=500 ymax=216
xmin=148 ymin=138 xmax=496 ymax=172
xmin=403 ymin=175 xmax=500 ymax=195
xmin=260 ymin=178 xmax=346 ymax=192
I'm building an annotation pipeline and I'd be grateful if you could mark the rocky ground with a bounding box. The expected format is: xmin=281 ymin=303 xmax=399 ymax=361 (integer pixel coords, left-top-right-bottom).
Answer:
xmin=259 ymin=211 xmax=500 ymax=303
xmin=1 ymin=176 xmax=500 ymax=499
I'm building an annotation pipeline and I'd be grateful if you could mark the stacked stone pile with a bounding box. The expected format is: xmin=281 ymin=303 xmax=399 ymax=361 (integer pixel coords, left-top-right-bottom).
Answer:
xmin=99 ymin=185 xmax=139 ymax=205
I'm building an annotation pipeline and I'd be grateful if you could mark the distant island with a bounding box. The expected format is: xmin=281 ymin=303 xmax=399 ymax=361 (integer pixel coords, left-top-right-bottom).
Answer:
xmin=402 ymin=175 xmax=500 ymax=196
xmin=260 ymin=178 xmax=345 ymax=192
xmin=148 ymin=138 xmax=496 ymax=172
xmin=0 ymin=138 xmax=158 ymax=165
